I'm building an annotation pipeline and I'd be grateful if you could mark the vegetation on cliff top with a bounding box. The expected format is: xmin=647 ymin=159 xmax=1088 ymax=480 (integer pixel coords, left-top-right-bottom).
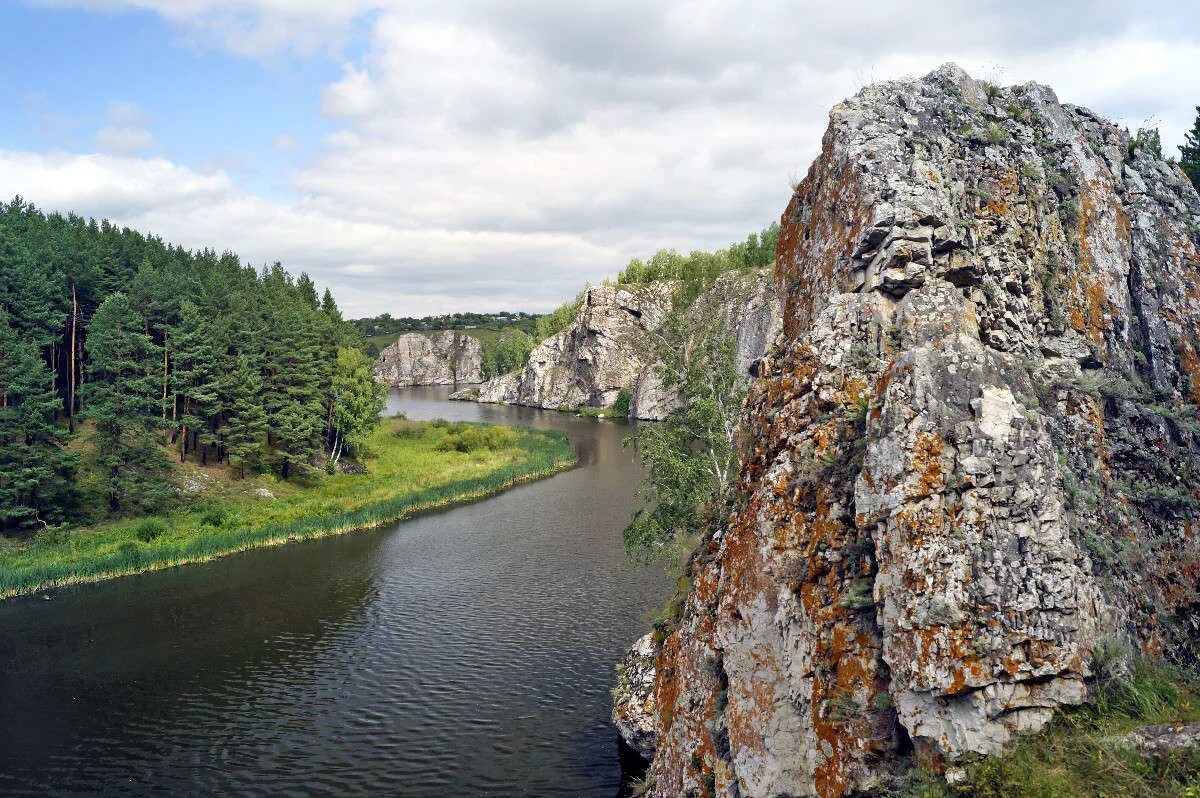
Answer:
xmin=1179 ymin=106 xmax=1200 ymax=188
xmin=0 ymin=415 xmax=575 ymax=600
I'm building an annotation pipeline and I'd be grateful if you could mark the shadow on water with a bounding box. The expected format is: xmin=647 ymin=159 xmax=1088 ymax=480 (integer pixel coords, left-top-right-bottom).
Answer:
xmin=0 ymin=387 xmax=668 ymax=797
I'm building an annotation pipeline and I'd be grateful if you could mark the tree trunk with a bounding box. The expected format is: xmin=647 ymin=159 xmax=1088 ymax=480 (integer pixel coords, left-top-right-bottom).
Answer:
xmin=180 ymin=398 xmax=190 ymax=462
xmin=68 ymin=283 xmax=77 ymax=432
xmin=161 ymin=332 xmax=169 ymax=420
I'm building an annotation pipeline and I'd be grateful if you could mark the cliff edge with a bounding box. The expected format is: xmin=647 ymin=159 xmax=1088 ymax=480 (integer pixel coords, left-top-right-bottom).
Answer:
xmin=625 ymin=64 xmax=1200 ymax=797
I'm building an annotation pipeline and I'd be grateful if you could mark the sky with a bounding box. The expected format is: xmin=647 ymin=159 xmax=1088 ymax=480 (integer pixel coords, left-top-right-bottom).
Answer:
xmin=0 ymin=1 xmax=1197 ymax=318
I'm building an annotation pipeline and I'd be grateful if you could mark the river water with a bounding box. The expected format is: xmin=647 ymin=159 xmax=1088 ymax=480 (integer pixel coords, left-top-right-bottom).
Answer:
xmin=0 ymin=388 xmax=668 ymax=796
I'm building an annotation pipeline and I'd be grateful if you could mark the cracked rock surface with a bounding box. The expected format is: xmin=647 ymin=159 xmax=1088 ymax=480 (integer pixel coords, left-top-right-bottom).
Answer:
xmin=373 ymin=330 xmax=483 ymax=387
xmin=470 ymin=271 xmax=780 ymax=420
xmin=624 ymin=64 xmax=1200 ymax=797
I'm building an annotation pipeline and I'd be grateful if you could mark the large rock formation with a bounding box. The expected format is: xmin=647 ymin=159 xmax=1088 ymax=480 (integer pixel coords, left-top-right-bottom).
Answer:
xmin=620 ymin=65 xmax=1200 ymax=797
xmin=374 ymin=330 xmax=483 ymax=387
xmin=469 ymin=270 xmax=780 ymax=420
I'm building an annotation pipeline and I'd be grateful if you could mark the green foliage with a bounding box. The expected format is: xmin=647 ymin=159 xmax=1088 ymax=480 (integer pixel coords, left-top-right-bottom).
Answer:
xmin=350 ymin=309 xmax=540 ymax=341
xmin=1132 ymin=127 xmax=1163 ymax=158
xmin=0 ymin=418 xmax=575 ymax=599
xmin=329 ymin=346 xmax=386 ymax=464
xmin=481 ymin=328 xmax=536 ymax=378
xmin=928 ymin=655 xmax=1200 ymax=798
xmin=0 ymin=310 xmax=78 ymax=531
xmin=82 ymin=292 xmax=173 ymax=513
xmin=612 ymin=387 xmax=632 ymax=418
xmin=135 ymin=517 xmax=168 ymax=542
xmin=624 ymin=317 xmax=746 ymax=563
xmin=0 ymin=196 xmax=367 ymax=531
xmin=1179 ymin=106 xmax=1200 ymax=189
xmin=434 ymin=423 xmax=519 ymax=454
xmin=984 ymin=122 xmax=1010 ymax=145
xmin=225 ymin=353 xmax=267 ymax=478
xmin=615 ymin=223 xmax=779 ymax=292
xmin=534 ymin=292 xmax=585 ymax=341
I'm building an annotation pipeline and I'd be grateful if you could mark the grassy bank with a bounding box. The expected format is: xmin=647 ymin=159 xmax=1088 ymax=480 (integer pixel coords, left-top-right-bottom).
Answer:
xmin=907 ymin=651 xmax=1200 ymax=797
xmin=0 ymin=417 xmax=575 ymax=601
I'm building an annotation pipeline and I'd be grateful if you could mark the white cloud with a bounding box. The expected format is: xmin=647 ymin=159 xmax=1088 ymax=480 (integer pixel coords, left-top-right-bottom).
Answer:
xmin=13 ymin=1 xmax=1200 ymax=316
xmin=93 ymin=125 xmax=154 ymax=155
xmin=321 ymin=63 xmax=378 ymax=117
xmin=93 ymin=100 xmax=155 ymax=154
xmin=272 ymin=134 xmax=298 ymax=151
xmin=0 ymin=148 xmax=617 ymax=316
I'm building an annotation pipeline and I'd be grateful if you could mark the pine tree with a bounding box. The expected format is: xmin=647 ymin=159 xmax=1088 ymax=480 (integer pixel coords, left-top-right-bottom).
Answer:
xmin=262 ymin=304 xmax=327 ymax=479
xmin=321 ymin=288 xmax=343 ymax=323
xmin=82 ymin=293 xmax=171 ymax=513
xmin=225 ymin=353 xmax=267 ymax=478
xmin=171 ymin=300 xmax=221 ymax=463
xmin=1181 ymin=106 xmax=1200 ymax=189
xmin=0 ymin=311 xmax=78 ymax=531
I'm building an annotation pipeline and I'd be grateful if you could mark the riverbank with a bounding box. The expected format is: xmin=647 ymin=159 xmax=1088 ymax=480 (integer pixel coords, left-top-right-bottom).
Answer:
xmin=0 ymin=417 xmax=576 ymax=601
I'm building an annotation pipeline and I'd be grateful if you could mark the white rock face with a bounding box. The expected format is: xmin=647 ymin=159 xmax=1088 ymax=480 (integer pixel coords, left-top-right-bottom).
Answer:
xmin=374 ymin=330 xmax=483 ymax=387
xmin=473 ymin=270 xmax=781 ymax=419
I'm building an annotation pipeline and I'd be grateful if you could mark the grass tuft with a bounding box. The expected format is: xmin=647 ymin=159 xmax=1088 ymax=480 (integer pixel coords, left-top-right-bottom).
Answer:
xmin=908 ymin=653 xmax=1200 ymax=797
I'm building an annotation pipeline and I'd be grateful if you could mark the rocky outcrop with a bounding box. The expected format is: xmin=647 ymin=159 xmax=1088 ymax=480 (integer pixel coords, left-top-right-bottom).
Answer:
xmin=612 ymin=633 xmax=659 ymax=761
xmin=374 ymin=330 xmax=483 ymax=387
xmin=469 ymin=270 xmax=781 ymax=419
xmin=471 ymin=282 xmax=673 ymax=412
xmin=630 ymin=65 xmax=1200 ymax=797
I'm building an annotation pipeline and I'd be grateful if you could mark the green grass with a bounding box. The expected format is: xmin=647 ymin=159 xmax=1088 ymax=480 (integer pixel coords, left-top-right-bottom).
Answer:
xmin=907 ymin=653 xmax=1200 ymax=798
xmin=0 ymin=417 xmax=575 ymax=600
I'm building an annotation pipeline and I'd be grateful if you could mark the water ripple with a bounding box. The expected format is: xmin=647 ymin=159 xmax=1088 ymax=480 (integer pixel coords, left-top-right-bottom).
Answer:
xmin=0 ymin=388 xmax=668 ymax=797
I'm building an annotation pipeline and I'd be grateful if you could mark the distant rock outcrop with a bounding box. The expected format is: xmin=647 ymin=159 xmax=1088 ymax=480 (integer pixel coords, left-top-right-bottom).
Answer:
xmin=464 ymin=270 xmax=780 ymax=419
xmin=374 ymin=330 xmax=483 ymax=387
xmin=618 ymin=64 xmax=1200 ymax=797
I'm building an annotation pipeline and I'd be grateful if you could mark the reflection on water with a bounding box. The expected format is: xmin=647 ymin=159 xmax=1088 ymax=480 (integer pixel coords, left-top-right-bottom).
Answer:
xmin=0 ymin=388 xmax=667 ymax=796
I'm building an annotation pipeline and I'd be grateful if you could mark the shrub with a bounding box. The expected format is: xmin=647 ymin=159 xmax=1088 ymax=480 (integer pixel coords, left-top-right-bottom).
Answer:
xmin=197 ymin=505 xmax=228 ymax=527
xmin=985 ymin=122 xmax=1010 ymax=145
xmin=135 ymin=518 xmax=169 ymax=542
xmin=391 ymin=418 xmax=426 ymax=438
xmin=435 ymin=425 xmax=519 ymax=454
xmin=612 ymin=388 xmax=632 ymax=418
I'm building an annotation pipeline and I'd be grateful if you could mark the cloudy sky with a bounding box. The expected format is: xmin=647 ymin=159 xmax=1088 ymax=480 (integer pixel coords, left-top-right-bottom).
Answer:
xmin=1 ymin=1 xmax=1197 ymax=317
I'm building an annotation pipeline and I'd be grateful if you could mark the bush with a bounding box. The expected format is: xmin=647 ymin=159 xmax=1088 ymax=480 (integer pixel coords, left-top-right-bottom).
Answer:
xmin=435 ymin=425 xmax=518 ymax=454
xmin=135 ymin=518 xmax=169 ymax=542
xmin=196 ymin=505 xmax=228 ymax=527
xmin=391 ymin=418 xmax=426 ymax=438
xmin=613 ymin=388 xmax=632 ymax=418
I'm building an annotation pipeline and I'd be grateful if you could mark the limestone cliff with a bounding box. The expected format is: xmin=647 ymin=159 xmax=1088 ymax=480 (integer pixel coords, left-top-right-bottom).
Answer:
xmin=374 ymin=330 xmax=483 ymax=387
xmin=619 ymin=65 xmax=1200 ymax=797
xmin=467 ymin=270 xmax=780 ymax=420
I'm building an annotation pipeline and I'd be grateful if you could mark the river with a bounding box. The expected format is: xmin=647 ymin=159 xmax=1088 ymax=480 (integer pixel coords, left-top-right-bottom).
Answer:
xmin=0 ymin=387 xmax=668 ymax=796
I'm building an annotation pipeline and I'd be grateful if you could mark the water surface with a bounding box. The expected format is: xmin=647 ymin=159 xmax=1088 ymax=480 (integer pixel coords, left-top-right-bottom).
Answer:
xmin=0 ymin=388 xmax=667 ymax=796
